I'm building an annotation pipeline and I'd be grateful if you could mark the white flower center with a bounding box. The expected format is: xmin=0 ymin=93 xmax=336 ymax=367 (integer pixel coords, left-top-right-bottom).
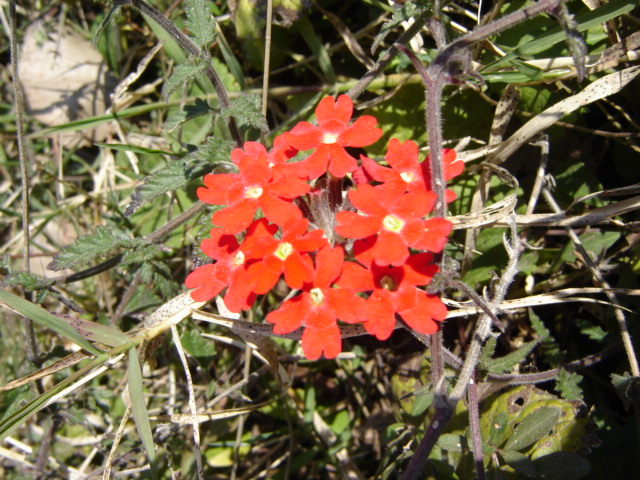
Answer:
xmin=310 ymin=287 xmax=324 ymax=306
xmin=245 ymin=186 xmax=263 ymax=199
xmin=382 ymin=214 xmax=404 ymax=233
xmin=232 ymin=251 xmax=245 ymax=267
xmin=400 ymin=171 xmax=414 ymax=183
xmin=323 ymin=133 xmax=338 ymax=144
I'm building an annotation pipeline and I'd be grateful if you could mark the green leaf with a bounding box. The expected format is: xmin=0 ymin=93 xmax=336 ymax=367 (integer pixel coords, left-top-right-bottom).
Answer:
xmin=437 ymin=433 xmax=468 ymax=452
xmin=488 ymin=411 xmax=508 ymax=447
xmin=162 ymin=58 xmax=209 ymax=102
xmin=611 ymin=372 xmax=640 ymax=410
xmin=186 ymin=0 xmax=216 ymax=49
xmin=180 ymin=328 xmax=216 ymax=357
xmin=2 ymin=272 xmax=54 ymax=292
xmin=220 ymin=93 xmax=268 ymax=132
xmin=504 ymin=406 xmax=561 ymax=451
xmin=185 ymin=136 xmax=236 ymax=169
xmin=500 ymin=449 xmax=535 ymax=477
xmin=532 ymin=451 xmax=590 ymax=480
xmin=481 ymin=338 xmax=541 ymax=375
xmin=124 ymin=161 xmax=191 ymax=216
xmin=49 ymin=227 xmax=137 ymax=271
xmin=529 ymin=308 xmax=564 ymax=367
xmin=0 ymin=289 xmax=103 ymax=356
xmin=555 ymin=369 xmax=584 ymax=401
xmin=371 ymin=2 xmax=424 ymax=53
xmin=294 ymin=15 xmax=336 ymax=84
xmin=127 ymin=348 xmax=157 ymax=477
xmin=163 ymin=98 xmax=213 ymax=133
xmin=95 ymin=143 xmax=172 ymax=155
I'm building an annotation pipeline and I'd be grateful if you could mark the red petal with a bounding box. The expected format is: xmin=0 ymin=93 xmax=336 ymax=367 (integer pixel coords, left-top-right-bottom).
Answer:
xmin=335 ymin=261 xmax=374 ymax=292
xmin=296 ymin=147 xmax=331 ymax=180
xmin=386 ymin=138 xmax=420 ymax=170
xmin=285 ymin=122 xmax=322 ymax=151
xmin=200 ymin=229 xmax=239 ymax=260
xmin=360 ymin=155 xmax=395 ymax=183
xmin=335 ymin=211 xmax=381 ymax=239
xmin=416 ymin=217 xmax=452 ymax=253
xmin=292 ymin=229 xmax=328 ymax=252
xmin=443 ymin=148 xmax=464 ymax=180
xmin=404 ymin=253 xmax=438 ymax=286
xmin=373 ymin=230 xmax=409 ymax=266
xmin=398 ymin=291 xmax=448 ymax=334
xmin=324 ymin=144 xmax=358 ymax=178
xmin=212 ymin=199 xmax=258 ymax=234
xmin=284 ymin=252 xmax=314 ymax=289
xmin=326 ymin=288 xmax=364 ymax=323
xmin=186 ymin=264 xmax=226 ymax=301
xmin=339 ymin=116 xmax=382 ymax=147
xmin=267 ymin=294 xmax=309 ymax=334
xmin=347 ymin=184 xmax=389 ymax=216
xmin=302 ymin=318 xmax=342 ymax=360
xmin=362 ymin=290 xmax=396 ymax=340
xmin=316 ymin=95 xmax=352 ymax=125
xmin=267 ymin=175 xmax=311 ymax=199
xmin=198 ymin=174 xmax=242 ymax=205
xmin=248 ymin=256 xmax=283 ymax=294
xmin=260 ymin=194 xmax=303 ymax=227
xmin=314 ymin=246 xmax=344 ymax=288
xmin=394 ymin=191 xmax=435 ymax=219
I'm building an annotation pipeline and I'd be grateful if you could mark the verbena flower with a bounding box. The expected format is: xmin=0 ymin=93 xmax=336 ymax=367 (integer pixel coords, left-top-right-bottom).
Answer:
xmin=283 ymin=94 xmax=382 ymax=179
xmin=197 ymin=142 xmax=310 ymax=234
xmin=337 ymin=253 xmax=447 ymax=340
xmin=242 ymin=218 xmax=328 ymax=294
xmin=266 ymin=246 xmax=364 ymax=360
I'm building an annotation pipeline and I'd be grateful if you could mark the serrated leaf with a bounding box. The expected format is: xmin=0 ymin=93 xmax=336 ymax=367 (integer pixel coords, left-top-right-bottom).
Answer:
xmin=529 ymin=308 xmax=564 ymax=367
xmin=125 ymin=161 xmax=194 ymax=216
xmin=162 ymin=98 xmax=213 ymax=133
xmin=482 ymin=338 xmax=541 ymax=375
xmin=95 ymin=142 xmax=172 ymax=155
xmin=504 ymin=407 xmax=561 ymax=451
xmin=180 ymin=329 xmax=216 ymax=357
xmin=220 ymin=93 xmax=268 ymax=132
xmin=121 ymin=245 xmax=163 ymax=266
xmin=2 ymin=272 xmax=54 ymax=292
xmin=372 ymin=2 xmax=424 ymax=54
xmin=186 ymin=0 xmax=216 ymax=49
xmin=532 ymin=451 xmax=590 ymax=480
xmin=49 ymin=227 xmax=137 ymax=271
xmin=500 ymin=449 xmax=535 ymax=476
xmin=611 ymin=372 xmax=640 ymax=410
xmin=185 ymin=136 xmax=236 ymax=169
xmin=162 ymin=58 xmax=209 ymax=102
xmin=555 ymin=369 xmax=583 ymax=401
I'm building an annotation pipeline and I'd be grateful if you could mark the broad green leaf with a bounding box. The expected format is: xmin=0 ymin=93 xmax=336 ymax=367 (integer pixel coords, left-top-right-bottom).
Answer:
xmin=532 ymin=451 xmax=590 ymax=480
xmin=330 ymin=410 xmax=350 ymax=436
xmin=2 ymin=271 xmax=54 ymax=292
xmin=185 ymin=136 xmax=236 ymax=169
xmin=0 ymin=290 xmax=103 ymax=356
xmin=186 ymin=0 xmax=216 ymax=49
xmin=488 ymin=411 xmax=508 ymax=447
xmin=437 ymin=433 xmax=468 ymax=452
xmin=500 ymin=449 xmax=535 ymax=477
xmin=162 ymin=58 xmax=209 ymax=102
xmin=303 ymin=386 xmax=316 ymax=424
xmin=180 ymin=329 xmax=216 ymax=357
xmin=127 ymin=348 xmax=157 ymax=476
xmin=504 ymin=406 xmax=561 ymax=451
xmin=49 ymin=226 xmax=137 ymax=271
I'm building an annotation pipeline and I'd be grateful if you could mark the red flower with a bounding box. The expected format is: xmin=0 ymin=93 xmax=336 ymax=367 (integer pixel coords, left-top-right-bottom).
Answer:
xmin=266 ymin=246 xmax=364 ymax=360
xmin=283 ymin=95 xmax=382 ymax=179
xmin=355 ymin=139 xmax=463 ymax=202
xmin=337 ymin=253 xmax=446 ymax=340
xmin=197 ymin=142 xmax=310 ymax=233
xmin=242 ymin=218 xmax=328 ymax=294
xmin=335 ymin=183 xmax=439 ymax=265
xmin=185 ymin=219 xmax=278 ymax=311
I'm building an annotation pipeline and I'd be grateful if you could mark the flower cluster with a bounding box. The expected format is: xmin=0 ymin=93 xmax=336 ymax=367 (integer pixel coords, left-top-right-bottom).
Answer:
xmin=186 ymin=95 xmax=463 ymax=360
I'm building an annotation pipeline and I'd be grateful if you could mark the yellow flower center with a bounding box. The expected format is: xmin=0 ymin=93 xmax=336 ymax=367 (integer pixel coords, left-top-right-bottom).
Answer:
xmin=232 ymin=251 xmax=245 ymax=267
xmin=274 ymin=242 xmax=293 ymax=260
xmin=245 ymin=186 xmax=263 ymax=199
xmin=400 ymin=171 xmax=414 ymax=183
xmin=382 ymin=214 xmax=404 ymax=233
xmin=310 ymin=287 xmax=324 ymax=306
xmin=323 ymin=133 xmax=338 ymax=144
